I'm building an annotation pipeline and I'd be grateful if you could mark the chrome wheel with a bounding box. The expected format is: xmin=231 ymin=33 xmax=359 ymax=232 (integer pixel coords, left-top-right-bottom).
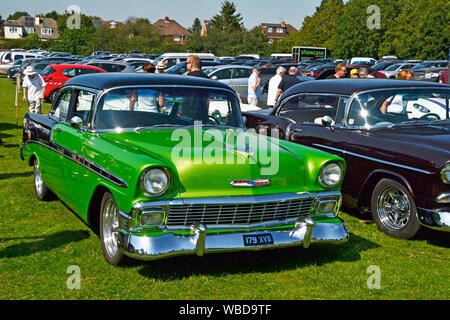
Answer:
xmin=34 ymin=161 xmax=44 ymax=196
xmin=101 ymin=197 xmax=120 ymax=259
xmin=376 ymin=187 xmax=411 ymax=231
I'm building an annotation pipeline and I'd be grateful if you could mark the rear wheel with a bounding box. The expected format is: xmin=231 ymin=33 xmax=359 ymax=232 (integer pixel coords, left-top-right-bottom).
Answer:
xmin=34 ymin=160 xmax=52 ymax=201
xmin=99 ymin=192 xmax=129 ymax=266
xmin=371 ymin=179 xmax=421 ymax=239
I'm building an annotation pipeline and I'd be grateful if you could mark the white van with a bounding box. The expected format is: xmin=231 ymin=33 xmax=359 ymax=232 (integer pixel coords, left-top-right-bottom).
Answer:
xmin=349 ymin=57 xmax=377 ymax=65
xmin=271 ymin=53 xmax=293 ymax=59
xmin=1 ymin=51 xmax=43 ymax=64
xmin=152 ymin=53 xmax=216 ymax=69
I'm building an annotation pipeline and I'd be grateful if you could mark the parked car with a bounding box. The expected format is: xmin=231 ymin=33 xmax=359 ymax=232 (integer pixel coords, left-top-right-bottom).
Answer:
xmin=21 ymin=73 xmax=349 ymax=265
xmin=379 ymin=63 xmax=420 ymax=79
xmin=412 ymin=61 xmax=449 ymax=82
xmin=372 ymin=61 xmax=403 ymax=71
xmin=85 ymin=61 xmax=136 ymax=73
xmin=165 ymin=61 xmax=223 ymax=75
xmin=152 ymin=53 xmax=217 ymax=69
xmin=203 ymin=65 xmax=253 ymax=96
xmin=41 ymin=64 xmax=106 ymax=102
xmin=243 ymin=79 xmax=450 ymax=239
xmin=300 ymin=64 xmax=338 ymax=78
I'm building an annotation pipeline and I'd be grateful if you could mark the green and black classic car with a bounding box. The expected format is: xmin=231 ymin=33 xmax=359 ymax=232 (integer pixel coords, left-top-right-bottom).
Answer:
xmin=21 ymin=73 xmax=349 ymax=266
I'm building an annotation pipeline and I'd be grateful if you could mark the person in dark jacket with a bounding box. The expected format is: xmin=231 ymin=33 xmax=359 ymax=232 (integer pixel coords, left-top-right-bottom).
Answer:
xmin=186 ymin=55 xmax=209 ymax=78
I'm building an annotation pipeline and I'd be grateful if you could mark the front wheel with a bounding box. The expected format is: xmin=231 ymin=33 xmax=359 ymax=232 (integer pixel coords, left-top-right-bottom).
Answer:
xmin=34 ymin=160 xmax=52 ymax=201
xmin=371 ymin=179 xmax=421 ymax=239
xmin=99 ymin=192 xmax=129 ymax=266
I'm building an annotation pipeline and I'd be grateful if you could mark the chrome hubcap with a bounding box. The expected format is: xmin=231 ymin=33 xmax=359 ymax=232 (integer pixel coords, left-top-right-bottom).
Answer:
xmin=102 ymin=198 xmax=120 ymax=258
xmin=34 ymin=162 xmax=43 ymax=195
xmin=377 ymin=187 xmax=411 ymax=230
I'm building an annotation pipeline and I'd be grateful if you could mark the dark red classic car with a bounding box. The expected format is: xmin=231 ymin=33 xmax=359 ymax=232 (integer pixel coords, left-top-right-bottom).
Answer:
xmin=244 ymin=79 xmax=450 ymax=239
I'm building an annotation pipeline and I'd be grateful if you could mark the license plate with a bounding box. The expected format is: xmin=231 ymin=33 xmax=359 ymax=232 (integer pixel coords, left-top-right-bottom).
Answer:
xmin=243 ymin=234 xmax=274 ymax=246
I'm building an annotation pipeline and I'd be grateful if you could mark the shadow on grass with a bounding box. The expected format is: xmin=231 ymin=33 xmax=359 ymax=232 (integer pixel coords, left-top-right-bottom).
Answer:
xmin=1 ymin=144 xmax=20 ymax=149
xmin=0 ymin=123 xmax=20 ymax=131
xmin=136 ymin=233 xmax=379 ymax=280
xmin=0 ymin=231 xmax=90 ymax=259
xmin=416 ymin=228 xmax=450 ymax=248
xmin=0 ymin=171 xmax=32 ymax=181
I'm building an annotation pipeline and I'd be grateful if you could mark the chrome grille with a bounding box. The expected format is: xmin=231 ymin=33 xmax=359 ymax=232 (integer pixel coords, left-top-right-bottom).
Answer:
xmin=166 ymin=198 xmax=314 ymax=226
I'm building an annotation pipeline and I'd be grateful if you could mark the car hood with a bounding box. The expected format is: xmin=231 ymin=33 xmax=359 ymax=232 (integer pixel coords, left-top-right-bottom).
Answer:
xmin=100 ymin=128 xmax=314 ymax=198
xmin=369 ymin=123 xmax=450 ymax=167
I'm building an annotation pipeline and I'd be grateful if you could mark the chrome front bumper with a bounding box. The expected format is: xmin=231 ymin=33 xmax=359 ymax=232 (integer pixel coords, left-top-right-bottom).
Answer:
xmin=417 ymin=207 xmax=450 ymax=232
xmin=117 ymin=219 xmax=349 ymax=261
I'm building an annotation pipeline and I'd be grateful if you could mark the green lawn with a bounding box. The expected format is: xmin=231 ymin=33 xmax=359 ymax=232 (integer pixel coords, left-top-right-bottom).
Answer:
xmin=0 ymin=76 xmax=448 ymax=300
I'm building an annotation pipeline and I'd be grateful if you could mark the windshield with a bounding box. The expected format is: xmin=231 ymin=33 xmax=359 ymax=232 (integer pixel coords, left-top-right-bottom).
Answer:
xmin=412 ymin=63 xmax=432 ymax=70
xmin=203 ymin=67 xmax=219 ymax=76
xmin=385 ymin=64 xmax=402 ymax=71
xmin=95 ymin=87 xmax=243 ymax=130
xmin=41 ymin=66 xmax=56 ymax=76
xmin=347 ymin=89 xmax=450 ymax=128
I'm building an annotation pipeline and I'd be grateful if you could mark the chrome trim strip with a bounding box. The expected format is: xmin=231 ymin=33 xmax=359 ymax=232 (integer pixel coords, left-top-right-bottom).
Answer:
xmin=312 ymin=143 xmax=432 ymax=175
xmin=23 ymin=140 xmax=128 ymax=188
xmin=436 ymin=192 xmax=450 ymax=204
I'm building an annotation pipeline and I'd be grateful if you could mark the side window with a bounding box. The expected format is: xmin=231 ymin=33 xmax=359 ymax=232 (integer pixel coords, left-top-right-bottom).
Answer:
xmin=82 ymin=68 xmax=102 ymax=74
xmin=62 ymin=68 xmax=77 ymax=77
xmin=166 ymin=59 xmax=178 ymax=68
xmin=51 ymin=89 xmax=73 ymax=121
xmin=279 ymin=94 xmax=339 ymax=124
xmin=233 ymin=68 xmax=251 ymax=79
xmin=73 ymin=90 xmax=95 ymax=127
xmin=212 ymin=69 xmax=232 ymax=80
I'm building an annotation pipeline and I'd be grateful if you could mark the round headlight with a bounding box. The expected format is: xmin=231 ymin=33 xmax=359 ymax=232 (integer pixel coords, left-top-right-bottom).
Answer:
xmin=319 ymin=162 xmax=343 ymax=188
xmin=142 ymin=168 xmax=169 ymax=196
xmin=441 ymin=164 xmax=450 ymax=184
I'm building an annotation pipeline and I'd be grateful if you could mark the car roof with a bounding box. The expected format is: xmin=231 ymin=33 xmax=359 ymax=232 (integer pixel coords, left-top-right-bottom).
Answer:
xmin=49 ymin=64 xmax=104 ymax=69
xmin=64 ymin=73 xmax=234 ymax=90
xmin=283 ymin=79 xmax=450 ymax=96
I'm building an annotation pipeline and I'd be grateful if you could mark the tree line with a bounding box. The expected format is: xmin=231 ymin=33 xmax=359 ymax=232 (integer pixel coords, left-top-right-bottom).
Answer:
xmin=1 ymin=0 xmax=448 ymax=60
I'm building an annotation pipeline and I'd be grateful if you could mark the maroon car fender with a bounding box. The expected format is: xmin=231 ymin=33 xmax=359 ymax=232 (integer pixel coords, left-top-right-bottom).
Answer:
xmin=357 ymin=169 xmax=415 ymax=207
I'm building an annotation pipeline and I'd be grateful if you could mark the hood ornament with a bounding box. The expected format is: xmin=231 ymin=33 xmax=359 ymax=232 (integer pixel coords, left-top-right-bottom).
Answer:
xmin=231 ymin=179 xmax=271 ymax=187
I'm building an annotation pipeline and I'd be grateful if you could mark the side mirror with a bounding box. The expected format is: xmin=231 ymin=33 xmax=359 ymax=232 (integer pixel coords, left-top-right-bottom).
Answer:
xmin=322 ymin=115 xmax=333 ymax=127
xmin=70 ymin=116 xmax=84 ymax=131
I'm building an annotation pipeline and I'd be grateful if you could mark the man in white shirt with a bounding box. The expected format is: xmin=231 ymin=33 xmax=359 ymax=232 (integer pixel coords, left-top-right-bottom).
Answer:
xmin=22 ymin=66 xmax=46 ymax=114
xmin=267 ymin=66 xmax=286 ymax=107
xmin=247 ymin=68 xmax=261 ymax=106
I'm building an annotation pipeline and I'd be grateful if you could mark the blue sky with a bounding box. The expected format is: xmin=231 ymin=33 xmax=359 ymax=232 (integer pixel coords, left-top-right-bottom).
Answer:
xmin=1 ymin=0 xmax=323 ymax=29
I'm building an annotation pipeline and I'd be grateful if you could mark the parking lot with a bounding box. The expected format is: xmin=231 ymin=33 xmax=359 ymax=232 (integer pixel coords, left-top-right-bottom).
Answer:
xmin=0 ymin=76 xmax=448 ymax=300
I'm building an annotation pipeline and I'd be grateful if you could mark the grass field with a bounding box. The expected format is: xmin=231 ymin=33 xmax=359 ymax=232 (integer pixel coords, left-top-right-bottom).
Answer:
xmin=0 ymin=76 xmax=448 ymax=300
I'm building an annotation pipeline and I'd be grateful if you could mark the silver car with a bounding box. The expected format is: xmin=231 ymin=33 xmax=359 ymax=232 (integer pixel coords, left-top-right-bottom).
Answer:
xmin=203 ymin=65 xmax=253 ymax=95
xmin=380 ymin=63 xmax=419 ymax=79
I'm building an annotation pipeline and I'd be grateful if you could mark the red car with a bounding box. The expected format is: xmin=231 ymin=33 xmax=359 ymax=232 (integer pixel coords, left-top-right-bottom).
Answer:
xmin=346 ymin=64 xmax=387 ymax=78
xmin=41 ymin=64 xmax=106 ymax=102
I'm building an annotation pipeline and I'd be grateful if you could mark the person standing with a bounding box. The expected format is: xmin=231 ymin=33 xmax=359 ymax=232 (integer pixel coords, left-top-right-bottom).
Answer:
xmin=326 ymin=64 xmax=347 ymax=79
xmin=22 ymin=66 xmax=46 ymax=114
xmin=359 ymin=67 xmax=373 ymax=78
xmin=142 ymin=63 xmax=156 ymax=73
xmin=247 ymin=68 xmax=262 ymax=106
xmin=350 ymin=69 xmax=360 ymax=78
xmin=156 ymin=61 xmax=166 ymax=74
xmin=267 ymin=66 xmax=286 ymax=107
xmin=275 ymin=67 xmax=300 ymax=103
xmin=186 ymin=55 xmax=209 ymax=78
